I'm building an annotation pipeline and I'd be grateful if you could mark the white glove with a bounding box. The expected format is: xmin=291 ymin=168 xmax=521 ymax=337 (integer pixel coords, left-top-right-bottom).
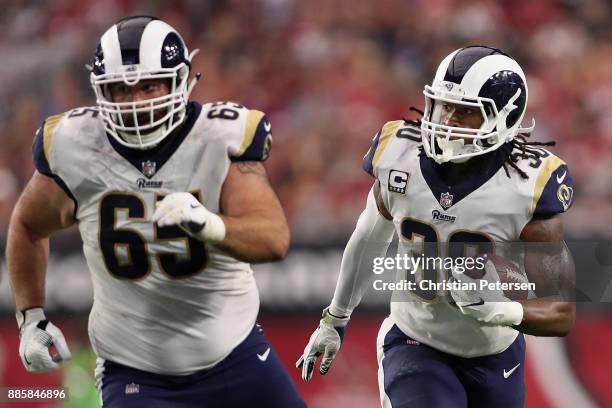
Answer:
xmin=153 ymin=192 xmax=226 ymax=243
xmin=16 ymin=308 xmax=71 ymax=373
xmin=296 ymin=307 xmax=349 ymax=381
xmin=450 ymin=258 xmax=524 ymax=326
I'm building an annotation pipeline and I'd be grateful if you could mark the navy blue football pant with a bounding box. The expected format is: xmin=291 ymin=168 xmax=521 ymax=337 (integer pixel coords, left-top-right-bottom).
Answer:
xmin=378 ymin=320 xmax=525 ymax=408
xmin=97 ymin=324 xmax=306 ymax=407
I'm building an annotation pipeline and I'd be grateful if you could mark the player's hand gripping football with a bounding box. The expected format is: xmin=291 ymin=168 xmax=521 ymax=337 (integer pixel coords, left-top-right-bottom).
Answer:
xmin=449 ymin=256 xmax=524 ymax=326
xmin=17 ymin=308 xmax=71 ymax=373
xmin=296 ymin=307 xmax=349 ymax=381
xmin=153 ymin=192 xmax=226 ymax=243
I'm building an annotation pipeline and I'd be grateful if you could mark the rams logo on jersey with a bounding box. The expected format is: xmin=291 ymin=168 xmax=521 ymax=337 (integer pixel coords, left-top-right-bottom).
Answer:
xmin=262 ymin=133 xmax=272 ymax=161
xmin=557 ymin=184 xmax=573 ymax=211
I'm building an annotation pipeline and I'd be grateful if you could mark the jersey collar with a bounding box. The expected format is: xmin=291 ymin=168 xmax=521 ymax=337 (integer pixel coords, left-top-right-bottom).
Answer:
xmin=106 ymin=102 xmax=202 ymax=178
xmin=419 ymin=148 xmax=506 ymax=210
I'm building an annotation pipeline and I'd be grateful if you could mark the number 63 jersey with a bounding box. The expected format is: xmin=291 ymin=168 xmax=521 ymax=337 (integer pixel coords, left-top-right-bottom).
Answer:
xmin=363 ymin=120 xmax=574 ymax=358
xmin=32 ymin=101 xmax=273 ymax=375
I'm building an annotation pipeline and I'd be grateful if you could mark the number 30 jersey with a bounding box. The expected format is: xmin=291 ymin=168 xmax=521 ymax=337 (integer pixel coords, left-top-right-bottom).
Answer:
xmin=363 ymin=120 xmax=574 ymax=357
xmin=32 ymin=101 xmax=273 ymax=375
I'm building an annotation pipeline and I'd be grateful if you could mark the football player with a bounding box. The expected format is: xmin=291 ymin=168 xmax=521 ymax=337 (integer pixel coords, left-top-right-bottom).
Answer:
xmin=297 ymin=46 xmax=576 ymax=407
xmin=7 ymin=16 xmax=305 ymax=408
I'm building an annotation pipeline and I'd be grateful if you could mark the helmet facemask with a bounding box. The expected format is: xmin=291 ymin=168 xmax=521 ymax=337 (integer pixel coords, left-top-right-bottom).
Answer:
xmin=89 ymin=17 xmax=200 ymax=150
xmin=421 ymin=82 xmax=525 ymax=164
xmin=91 ymin=64 xmax=191 ymax=149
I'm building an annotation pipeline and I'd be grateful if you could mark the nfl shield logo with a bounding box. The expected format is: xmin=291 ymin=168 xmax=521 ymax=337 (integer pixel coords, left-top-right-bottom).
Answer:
xmin=141 ymin=160 xmax=157 ymax=178
xmin=125 ymin=382 xmax=140 ymax=395
xmin=439 ymin=192 xmax=453 ymax=209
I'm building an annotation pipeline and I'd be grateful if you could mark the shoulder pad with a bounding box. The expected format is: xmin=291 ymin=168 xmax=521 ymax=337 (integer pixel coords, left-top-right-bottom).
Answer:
xmin=363 ymin=120 xmax=420 ymax=177
xmin=31 ymin=110 xmax=80 ymax=211
xmin=201 ymin=101 xmax=272 ymax=162
xmin=532 ymin=153 xmax=574 ymax=217
xmin=32 ymin=112 xmax=68 ymax=176
xmin=233 ymin=109 xmax=273 ymax=162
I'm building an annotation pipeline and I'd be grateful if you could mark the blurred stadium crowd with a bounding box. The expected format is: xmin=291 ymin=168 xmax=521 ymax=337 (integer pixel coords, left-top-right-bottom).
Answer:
xmin=0 ymin=0 xmax=611 ymax=248
xmin=1 ymin=2 xmax=611 ymax=407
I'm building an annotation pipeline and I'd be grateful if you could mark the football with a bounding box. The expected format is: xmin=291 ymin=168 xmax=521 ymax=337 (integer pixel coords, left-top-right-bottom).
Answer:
xmin=465 ymin=254 xmax=530 ymax=300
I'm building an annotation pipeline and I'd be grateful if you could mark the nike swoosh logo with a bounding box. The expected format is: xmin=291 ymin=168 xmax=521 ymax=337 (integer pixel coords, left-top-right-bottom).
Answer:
xmin=463 ymin=298 xmax=485 ymax=307
xmin=263 ymin=121 xmax=272 ymax=133
xmin=557 ymin=170 xmax=567 ymax=184
xmin=257 ymin=347 xmax=271 ymax=362
xmin=503 ymin=363 xmax=521 ymax=378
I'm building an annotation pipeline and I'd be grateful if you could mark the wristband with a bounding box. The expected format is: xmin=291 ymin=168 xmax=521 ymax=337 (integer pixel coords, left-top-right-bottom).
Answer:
xmin=504 ymin=301 xmax=524 ymax=326
xmin=16 ymin=307 xmax=45 ymax=330
xmin=322 ymin=307 xmax=350 ymax=328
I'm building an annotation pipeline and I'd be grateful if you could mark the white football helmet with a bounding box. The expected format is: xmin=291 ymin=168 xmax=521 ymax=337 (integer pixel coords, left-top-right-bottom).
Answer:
xmin=90 ymin=16 xmax=199 ymax=149
xmin=421 ymin=46 xmax=534 ymax=163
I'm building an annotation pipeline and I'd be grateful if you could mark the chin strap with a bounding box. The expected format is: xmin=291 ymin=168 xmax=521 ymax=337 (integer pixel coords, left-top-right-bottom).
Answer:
xmin=436 ymin=137 xmax=467 ymax=163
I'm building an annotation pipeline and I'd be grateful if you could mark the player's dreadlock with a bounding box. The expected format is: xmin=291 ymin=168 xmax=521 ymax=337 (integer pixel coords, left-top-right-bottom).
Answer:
xmin=404 ymin=107 xmax=555 ymax=179
xmin=499 ymin=135 xmax=555 ymax=179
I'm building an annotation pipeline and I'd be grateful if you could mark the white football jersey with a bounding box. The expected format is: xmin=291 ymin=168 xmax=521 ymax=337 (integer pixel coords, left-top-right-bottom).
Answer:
xmin=363 ymin=120 xmax=574 ymax=357
xmin=33 ymin=101 xmax=273 ymax=374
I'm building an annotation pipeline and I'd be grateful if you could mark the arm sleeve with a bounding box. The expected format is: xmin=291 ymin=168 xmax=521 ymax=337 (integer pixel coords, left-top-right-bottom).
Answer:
xmin=30 ymin=114 xmax=78 ymax=214
xmin=32 ymin=123 xmax=54 ymax=176
xmin=362 ymin=120 xmax=404 ymax=178
xmin=533 ymin=162 xmax=574 ymax=218
xmin=362 ymin=130 xmax=381 ymax=177
xmin=329 ymin=186 xmax=396 ymax=317
xmin=231 ymin=110 xmax=273 ymax=162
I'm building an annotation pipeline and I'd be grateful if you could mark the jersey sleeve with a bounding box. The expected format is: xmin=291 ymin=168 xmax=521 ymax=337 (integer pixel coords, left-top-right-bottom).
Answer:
xmin=532 ymin=157 xmax=574 ymax=218
xmin=362 ymin=120 xmax=404 ymax=178
xmin=32 ymin=124 xmax=53 ymax=176
xmin=32 ymin=113 xmax=65 ymax=177
xmin=231 ymin=109 xmax=273 ymax=162
xmin=31 ymin=112 xmax=78 ymax=212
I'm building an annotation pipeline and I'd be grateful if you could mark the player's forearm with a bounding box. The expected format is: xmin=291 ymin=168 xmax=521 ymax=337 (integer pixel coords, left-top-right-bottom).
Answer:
xmin=217 ymin=212 xmax=290 ymax=263
xmin=330 ymin=229 xmax=379 ymax=317
xmin=330 ymin=189 xmax=394 ymax=317
xmin=6 ymin=173 xmax=76 ymax=311
xmin=514 ymin=298 xmax=575 ymax=336
xmin=7 ymin=220 xmax=49 ymax=310
xmin=518 ymin=218 xmax=575 ymax=336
